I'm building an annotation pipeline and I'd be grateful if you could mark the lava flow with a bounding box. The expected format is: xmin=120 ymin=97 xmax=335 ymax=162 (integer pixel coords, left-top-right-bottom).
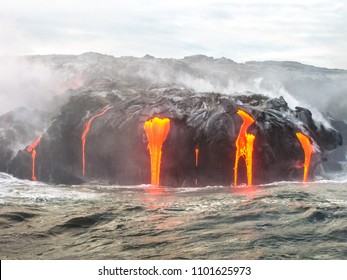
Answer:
xmin=81 ymin=106 xmax=113 ymax=175
xmin=195 ymin=148 xmax=199 ymax=167
xmin=234 ymin=109 xmax=256 ymax=186
xmin=195 ymin=147 xmax=199 ymax=185
xmin=27 ymin=135 xmax=42 ymax=181
xmin=144 ymin=117 xmax=171 ymax=186
xmin=296 ymin=132 xmax=314 ymax=183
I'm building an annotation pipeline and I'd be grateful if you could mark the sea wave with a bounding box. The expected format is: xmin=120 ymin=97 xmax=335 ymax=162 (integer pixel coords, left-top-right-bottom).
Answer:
xmin=1 ymin=171 xmax=346 ymax=259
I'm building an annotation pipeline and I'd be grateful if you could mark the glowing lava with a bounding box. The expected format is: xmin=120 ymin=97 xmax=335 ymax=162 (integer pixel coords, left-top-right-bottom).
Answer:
xmin=81 ymin=106 xmax=113 ymax=175
xmin=234 ymin=109 xmax=255 ymax=186
xmin=195 ymin=147 xmax=199 ymax=186
xmin=144 ymin=117 xmax=170 ymax=186
xmin=27 ymin=135 xmax=42 ymax=181
xmin=296 ymin=132 xmax=314 ymax=183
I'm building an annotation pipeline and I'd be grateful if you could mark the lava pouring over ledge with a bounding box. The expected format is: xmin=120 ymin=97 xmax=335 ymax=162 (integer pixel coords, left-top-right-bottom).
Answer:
xmin=144 ymin=117 xmax=171 ymax=186
xmin=26 ymin=135 xmax=42 ymax=181
xmin=234 ymin=109 xmax=256 ymax=186
xmin=195 ymin=147 xmax=199 ymax=185
xmin=195 ymin=148 xmax=199 ymax=167
xmin=81 ymin=106 xmax=113 ymax=175
xmin=296 ymin=132 xmax=314 ymax=183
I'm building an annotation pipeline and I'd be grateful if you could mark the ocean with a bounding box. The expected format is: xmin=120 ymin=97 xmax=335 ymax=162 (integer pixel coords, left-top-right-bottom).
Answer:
xmin=0 ymin=172 xmax=346 ymax=259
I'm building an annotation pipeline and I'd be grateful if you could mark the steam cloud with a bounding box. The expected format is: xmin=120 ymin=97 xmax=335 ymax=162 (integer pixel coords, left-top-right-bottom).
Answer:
xmin=0 ymin=56 xmax=83 ymax=115
xmin=1 ymin=53 xmax=347 ymax=125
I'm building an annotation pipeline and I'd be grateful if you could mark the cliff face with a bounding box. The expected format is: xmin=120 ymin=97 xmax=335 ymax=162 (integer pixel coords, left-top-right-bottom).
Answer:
xmin=1 ymin=53 xmax=346 ymax=186
xmin=6 ymin=88 xmax=342 ymax=186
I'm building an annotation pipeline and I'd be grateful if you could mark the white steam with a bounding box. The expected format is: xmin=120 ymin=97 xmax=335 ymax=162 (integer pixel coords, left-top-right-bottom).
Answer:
xmin=1 ymin=53 xmax=344 ymax=130
xmin=0 ymin=56 xmax=83 ymax=115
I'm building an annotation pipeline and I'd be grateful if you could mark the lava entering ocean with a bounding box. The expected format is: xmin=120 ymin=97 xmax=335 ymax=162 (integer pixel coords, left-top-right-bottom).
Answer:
xmin=195 ymin=147 xmax=199 ymax=185
xmin=27 ymin=135 xmax=42 ymax=181
xmin=81 ymin=106 xmax=113 ymax=175
xmin=234 ymin=109 xmax=255 ymax=186
xmin=296 ymin=132 xmax=314 ymax=183
xmin=144 ymin=117 xmax=171 ymax=186
xmin=195 ymin=148 xmax=199 ymax=167
xmin=5 ymin=90 xmax=342 ymax=186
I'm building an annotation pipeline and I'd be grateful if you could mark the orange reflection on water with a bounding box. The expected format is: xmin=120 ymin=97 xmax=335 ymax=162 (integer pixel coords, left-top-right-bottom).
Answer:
xmin=231 ymin=184 xmax=258 ymax=199
xmin=146 ymin=186 xmax=165 ymax=194
xmin=143 ymin=185 xmax=166 ymax=210
xmin=143 ymin=186 xmax=184 ymax=231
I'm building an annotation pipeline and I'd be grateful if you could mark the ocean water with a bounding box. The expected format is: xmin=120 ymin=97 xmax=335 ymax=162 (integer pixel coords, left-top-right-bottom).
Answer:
xmin=0 ymin=172 xmax=346 ymax=260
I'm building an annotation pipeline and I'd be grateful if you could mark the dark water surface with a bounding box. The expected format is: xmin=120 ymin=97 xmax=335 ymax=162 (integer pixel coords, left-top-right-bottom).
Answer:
xmin=0 ymin=173 xmax=346 ymax=259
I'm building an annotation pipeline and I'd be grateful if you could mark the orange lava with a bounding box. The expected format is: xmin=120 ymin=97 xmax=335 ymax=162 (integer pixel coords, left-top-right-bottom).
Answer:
xmin=195 ymin=147 xmax=199 ymax=186
xmin=234 ymin=109 xmax=255 ymax=186
xmin=144 ymin=117 xmax=170 ymax=186
xmin=296 ymin=132 xmax=314 ymax=183
xmin=27 ymin=135 xmax=42 ymax=181
xmin=81 ymin=106 xmax=113 ymax=175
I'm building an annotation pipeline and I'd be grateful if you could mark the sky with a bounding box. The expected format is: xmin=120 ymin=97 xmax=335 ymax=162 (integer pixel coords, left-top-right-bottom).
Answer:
xmin=1 ymin=0 xmax=347 ymax=69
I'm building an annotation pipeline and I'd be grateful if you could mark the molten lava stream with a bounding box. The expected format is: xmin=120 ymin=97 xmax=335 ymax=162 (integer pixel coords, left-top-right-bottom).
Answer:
xmin=81 ymin=106 xmax=113 ymax=175
xmin=27 ymin=135 xmax=42 ymax=181
xmin=144 ymin=117 xmax=170 ymax=186
xmin=296 ymin=132 xmax=314 ymax=183
xmin=195 ymin=148 xmax=199 ymax=185
xmin=234 ymin=109 xmax=255 ymax=186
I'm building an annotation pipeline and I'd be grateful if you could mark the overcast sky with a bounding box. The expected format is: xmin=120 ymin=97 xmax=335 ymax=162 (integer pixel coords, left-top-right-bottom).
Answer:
xmin=1 ymin=0 xmax=346 ymax=69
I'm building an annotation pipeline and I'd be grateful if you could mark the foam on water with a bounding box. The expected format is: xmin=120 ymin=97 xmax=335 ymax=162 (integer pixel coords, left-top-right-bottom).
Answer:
xmin=0 ymin=173 xmax=99 ymax=205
